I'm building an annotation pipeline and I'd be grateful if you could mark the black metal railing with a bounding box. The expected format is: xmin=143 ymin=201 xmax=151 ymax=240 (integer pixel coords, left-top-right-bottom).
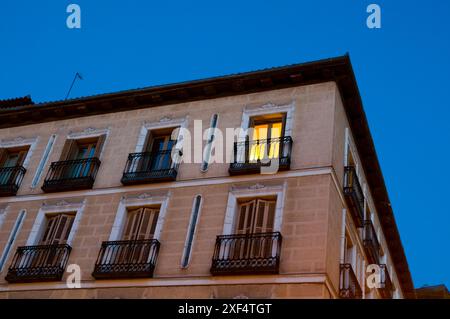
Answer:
xmin=339 ymin=263 xmax=362 ymax=299
xmin=378 ymin=264 xmax=394 ymax=299
xmin=92 ymin=239 xmax=160 ymax=279
xmin=121 ymin=150 xmax=180 ymax=185
xmin=210 ymin=232 xmax=282 ymax=275
xmin=0 ymin=165 xmax=26 ymax=196
xmin=343 ymin=166 xmax=364 ymax=227
xmin=363 ymin=220 xmax=381 ymax=264
xmin=5 ymin=244 xmax=72 ymax=283
xmin=41 ymin=157 xmax=101 ymax=192
xmin=229 ymin=136 xmax=293 ymax=175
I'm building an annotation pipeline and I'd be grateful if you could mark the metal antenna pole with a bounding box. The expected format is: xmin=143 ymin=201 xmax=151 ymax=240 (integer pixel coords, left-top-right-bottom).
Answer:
xmin=65 ymin=72 xmax=83 ymax=100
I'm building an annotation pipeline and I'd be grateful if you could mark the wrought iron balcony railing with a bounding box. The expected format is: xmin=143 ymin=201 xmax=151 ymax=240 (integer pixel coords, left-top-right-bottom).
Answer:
xmin=121 ymin=150 xmax=180 ymax=185
xmin=210 ymin=232 xmax=282 ymax=275
xmin=343 ymin=166 xmax=364 ymax=227
xmin=229 ymin=136 xmax=293 ymax=175
xmin=378 ymin=264 xmax=394 ymax=299
xmin=0 ymin=165 xmax=26 ymax=196
xmin=339 ymin=263 xmax=362 ymax=299
xmin=363 ymin=220 xmax=381 ymax=264
xmin=5 ymin=244 xmax=72 ymax=283
xmin=41 ymin=157 xmax=101 ymax=192
xmin=92 ymin=239 xmax=160 ymax=279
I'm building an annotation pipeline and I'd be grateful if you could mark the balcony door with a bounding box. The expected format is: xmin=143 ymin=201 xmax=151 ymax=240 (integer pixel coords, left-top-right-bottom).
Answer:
xmin=122 ymin=207 xmax=159 ymax=241
xmin=120 ymin=207 xmax=160 ymax=264
xmin=33 ymin=213 xmax=75 ymax=267
xmin=60 ymin=136 xmax=104 ymax=179
xmin=146 ymin=134 xmax=175 ymax=171
xmin=41 ymin=214 xmax=75 ymax=245
xmin=248 ymin=115 xmax=285 ymax=162
xmin=0 ymin=148 xmax=27 ymax=185
xmin=233 ymin=199 xmax=276 ymax=259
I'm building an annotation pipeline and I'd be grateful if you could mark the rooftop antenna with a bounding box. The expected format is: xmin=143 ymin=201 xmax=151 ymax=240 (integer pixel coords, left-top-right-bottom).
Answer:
xmin=65 ymin=72 xmax=83 ymax=100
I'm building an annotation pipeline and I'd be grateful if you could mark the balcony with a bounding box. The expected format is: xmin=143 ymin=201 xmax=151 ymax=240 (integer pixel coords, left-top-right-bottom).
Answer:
xmin=378 ymin=264 xmax=394 ymax=299
xmin=41 ymin=157 xmax=101 ymax=193
xmin=343 ymin=166 xmax=364 ymax=227
xmin=229 ymin=136 xmax=293 ymax=175
xmin=363 ymin=220 xmax=381 ymax=264
xmin=339 ymin=263 xmax=362 ymax=299
xmin=5 ymin=244 xmax=72 ymax=283
xmin=121 ymin=151 xmax=180 ymax=185
xmin=92 ymin=239 xmax=160 ymax=279
xmin=0 ymin=165 xmax=26 ymax=196
xmin=210 ymin=232 xmax=282 ymax=275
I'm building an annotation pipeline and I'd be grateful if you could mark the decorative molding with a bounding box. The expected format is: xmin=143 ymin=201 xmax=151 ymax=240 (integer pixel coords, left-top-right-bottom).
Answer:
xmin=0 ymin=136 xmax=38 ymax=148
xmin=159 ymin=116 xmax=172 ymax=122
xmin=136 ymin=116 xmax=188 ymax=152
xmin=243 ymin=100 xmax=295 ymax=113
xmin=67 ymin=127 xmax=110 ymax=139
xmin=137 ymin=193 xmax=152 ymax=200
xmin=120 ymin=191 xmax=171 ymax=205
xmin=248 ymin=183 xmax=266 ymax=190
xmin=0 ymin=167 xmax=333 ymax=205
xmin=240 ymin=100 xmax=296 ymax=139
xmin=143 ymin=116 xmax=187 ymax=130
xmin=41 ymin=199 xmax=85 ymax=212
xmin=0 ymin=273 xmax=331 ymax=293
xmin=231 ymin=182 xmax=283 ymax=193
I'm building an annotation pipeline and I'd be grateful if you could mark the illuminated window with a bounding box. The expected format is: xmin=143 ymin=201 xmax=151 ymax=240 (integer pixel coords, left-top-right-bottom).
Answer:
xmin=248 ymin=114 xmax=285 ymax=161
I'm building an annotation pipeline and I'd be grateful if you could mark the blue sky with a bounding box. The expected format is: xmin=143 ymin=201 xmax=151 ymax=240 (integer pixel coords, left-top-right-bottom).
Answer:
xmin=1 ymin=1 xmax=449 ymax=289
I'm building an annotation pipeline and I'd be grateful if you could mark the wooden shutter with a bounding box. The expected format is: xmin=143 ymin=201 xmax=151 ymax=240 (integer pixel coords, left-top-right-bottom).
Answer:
xmin=344 ymin=235 xmax=353 ymax=264
xmin=93 ymin=134 xmax=106 ymax=158
xmin=254 ymin=199 xmax=275 ymax=233
xmin=234 ymin=198 xmax=277 ymax=260
xmin=122 ymin=207 xmax=159 ymax=240
xmin=143 ymin=131 xmax=154 ymax=152
xmin=0 ymin=148 xmax=7 ymax=167
xmin=40 ymin=214 xmax=75 ymax=245
xmin=16 ymin=149 xmax=28 ymax=166
xmin=60 ymin=139 xmax=77 ymax=160
xmin=122 ymin=208 xmax=142 ymax=241
xmin=236 ymin=199 xmax=275 ymax=234
xmin=235 ymin=200 xmax=256 ymax=234
xmin=52 ymin=214 xmax=74 ymax=244
xmin=137 ymin=208 xmax=159 ymax=239
xmin=40 ymin=215 xmax=58 ymax=245
xmin=254 ymin=200 xmax=275 ymax=258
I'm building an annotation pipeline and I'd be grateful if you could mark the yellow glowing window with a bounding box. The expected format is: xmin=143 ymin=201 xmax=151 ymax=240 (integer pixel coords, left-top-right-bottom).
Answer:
xmin=249 ymin=121 xmax=283 ymax=161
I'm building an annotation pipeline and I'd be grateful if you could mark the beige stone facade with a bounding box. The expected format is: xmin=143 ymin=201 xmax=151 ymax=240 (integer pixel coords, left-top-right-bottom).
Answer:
xmin=0 ymin=57 xmax=414 ymax=298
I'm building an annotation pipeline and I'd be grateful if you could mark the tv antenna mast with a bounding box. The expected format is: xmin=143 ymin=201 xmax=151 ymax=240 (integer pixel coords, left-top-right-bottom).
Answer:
xmin=65 ymin=72 xmax=83 ymax=100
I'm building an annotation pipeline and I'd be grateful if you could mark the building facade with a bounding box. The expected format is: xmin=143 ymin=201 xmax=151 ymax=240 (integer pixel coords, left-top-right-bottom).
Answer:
xmin=0 ymin=56 xmax=415 ymax=299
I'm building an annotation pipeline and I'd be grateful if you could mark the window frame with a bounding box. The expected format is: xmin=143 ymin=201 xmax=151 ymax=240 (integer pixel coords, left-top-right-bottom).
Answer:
xmin=239 ymin=101 xmax=295 ymax=142
xmin=109 ymin=193 xmax=170 ymax=242
xmin=222 ymin=183 xmax=286 ymax=235
xmin=26 ymin=200 xmax=86 ymax=246
xmin=0 ymin=136 xmax=38 ymax=170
